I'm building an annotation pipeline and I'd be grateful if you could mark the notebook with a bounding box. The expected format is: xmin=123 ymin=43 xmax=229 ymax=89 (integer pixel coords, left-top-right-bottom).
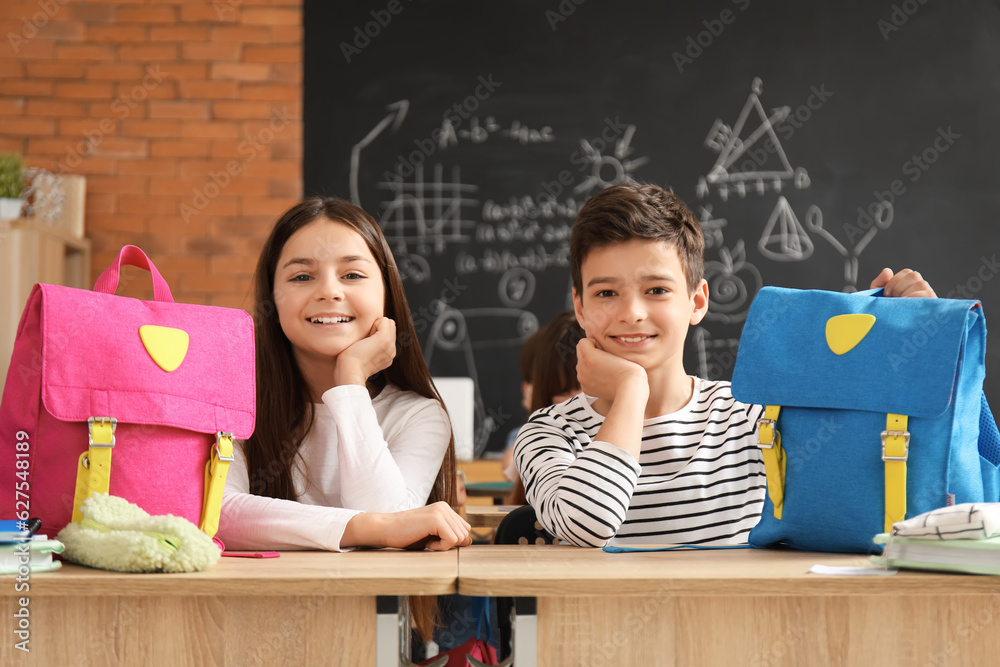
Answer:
xmin=871 ymin=533 xmax=1000 ymax=576
xmin=0 ymin=536 xmax=64 ymax=575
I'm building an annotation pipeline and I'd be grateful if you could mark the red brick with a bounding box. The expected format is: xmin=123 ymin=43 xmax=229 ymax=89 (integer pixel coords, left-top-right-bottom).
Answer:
xmin=87 ymin=25 xmax=148 ymax=43
xmin=269 ymin=139 xmax=300 ymax=160
xmin=178 ymin=122 xmax=241 ymax=140
xmin=86 ymin=174 xmax=148 ymax=196
xmin=239 ymin=196 xmax=293 ymax=216
xmin=148 ymin=178 xmax=212 ymax=196
xmin=180 ymin=273 xmax=241 ymax=294
xmin=87 ymin=192 xmax=117 ymax=214
xmin=156 ymin=63 xmax=208 ymax=81
xmin=120 ymin=119 xmax=183 ymax=138
xmin=2 ymin=117 xmax=57 ymax=136
xmin=54 ymin=82 xmax=117 ymax=100
xmin=209 ymin=26 xmax=271 ymax=43
xmin=56 ymin=157 xmax=121 ymax=176
xmin=184 ymin=236 xmax=236 ymax=256
xmin=179 ymin=80 xmax=239 ymax=99
xmin=179 ymin=5 xmax=230 ymax=22
xmin=117 ymin=80 xmax=177 ymax=101
xmin=244 ymin=45 xmax=300 ymax=63
xmin=149 ymin=101 xmax=210 ymax=120
xmin=212 ymin=100 xmax=276 ymax=119
xmin=25 ymin=60 xmax=87 ymax=78
xmin=149 ymin=25 xmax=210 ymax=42
xmin=240 ymin=83 xmax=299 ymax=102
xmin=0 ymin=58 xmax=22 ymax=77
xmin=240 ymin=160 xmax=300 ymax=178
xmin=29 ymin=22 xmax=86 ymax=41
xmin=25 ymin=99 xmax=86 ymax=117
xmin=118 ymin=44 xmax=179 ymax=62
xmin=210 ymin=62 xmax=270 ymax=81
xmin=116 ymin=7 xmax=177 ymax=23
xmin=85 ymin=63 xmax=145 ymax=81
xmin=6 ymin=36 xmax=55 ymax=59
xmin=27 ymin=138 xmax=77 ymax=156
xmin=0 ymin=138 xmax=26 ymax=154
xmin=59 ymin=117 xmax=116 ymax=136
xmin=270 ymin=64 xmax=301 ymax=83
xmin=182 ymin=42 xmax=243 ymax=61
xmin=125 ymin=159 xmax=178 ymax=177
xmin=269 ymin=25 xmax=302 ymax=42
xmin=91 ymin=137 xmax=149 ymax=158
xmin=0 ymin=99 xmax=26 ymax=115
xmin=61 ymin=4 xmax=116 ymax=22
xmin=55 ymin=44 xmax=117 ymax=61
xmin=3 ymin=80 xmax=55 ymax=96
xmin=119 ymin=194 xmax=177 ymax=215
xmin=240 ymin=8 xmax=300 ymax=25
xmin=150 ymin=139 xmax=210 ymax=158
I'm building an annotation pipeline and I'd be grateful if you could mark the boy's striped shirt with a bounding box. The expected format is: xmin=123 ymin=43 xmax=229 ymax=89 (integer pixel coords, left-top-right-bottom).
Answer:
xmin=513 ymin=378 xmax=766 ymax=547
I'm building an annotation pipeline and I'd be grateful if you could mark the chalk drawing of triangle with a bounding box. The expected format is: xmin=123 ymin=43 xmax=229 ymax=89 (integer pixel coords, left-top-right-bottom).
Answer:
xmin=759 ymin=196 xmax=814 ymax=262
xmin=709 ymin=91 xmax=796 ymax=184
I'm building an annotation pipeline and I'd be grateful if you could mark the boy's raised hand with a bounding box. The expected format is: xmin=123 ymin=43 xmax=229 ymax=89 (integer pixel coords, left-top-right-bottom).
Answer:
xmin=870 ymin=268 xmax=937 ymax=298
xmin=576 ymin=337 xmax=648 ymax=404
xmin=333 ymin=316 xmax=398 ymax=387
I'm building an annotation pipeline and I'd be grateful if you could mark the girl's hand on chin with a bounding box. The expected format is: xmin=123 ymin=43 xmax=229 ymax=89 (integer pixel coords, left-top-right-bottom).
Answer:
xmin=333 ymin=317 xmax=398 ymax=387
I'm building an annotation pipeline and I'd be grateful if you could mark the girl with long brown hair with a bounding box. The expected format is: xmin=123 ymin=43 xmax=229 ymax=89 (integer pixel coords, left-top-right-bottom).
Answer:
xmin=218 ymin=197 xmax=470 ymax=636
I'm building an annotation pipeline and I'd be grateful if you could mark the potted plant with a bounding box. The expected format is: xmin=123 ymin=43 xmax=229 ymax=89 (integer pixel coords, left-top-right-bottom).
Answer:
xmin=0 ymin=153 xmax=24 ymax=219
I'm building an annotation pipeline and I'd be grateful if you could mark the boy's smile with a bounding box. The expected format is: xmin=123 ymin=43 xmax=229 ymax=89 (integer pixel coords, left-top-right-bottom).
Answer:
xmin=573 ymin=239 xmax=708 ymax=377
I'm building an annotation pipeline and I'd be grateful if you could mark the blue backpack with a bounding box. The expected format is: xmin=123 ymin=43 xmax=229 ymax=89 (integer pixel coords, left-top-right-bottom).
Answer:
xmin=732 ymin=287 xmax=1000 ymax=553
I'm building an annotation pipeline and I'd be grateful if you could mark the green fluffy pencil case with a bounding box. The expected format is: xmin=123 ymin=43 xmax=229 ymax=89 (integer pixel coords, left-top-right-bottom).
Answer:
xmin=57 ymin=493 xmax=221 ymax=573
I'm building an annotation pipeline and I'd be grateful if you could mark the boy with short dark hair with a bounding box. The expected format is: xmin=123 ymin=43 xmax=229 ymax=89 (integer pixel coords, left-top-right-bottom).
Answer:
xmin=514 ymin=181 xmax=934 ymax=546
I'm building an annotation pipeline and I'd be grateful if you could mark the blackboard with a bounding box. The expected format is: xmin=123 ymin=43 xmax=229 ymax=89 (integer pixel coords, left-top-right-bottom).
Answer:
xmin=304 ymin=0 xmax=1000 ymax=457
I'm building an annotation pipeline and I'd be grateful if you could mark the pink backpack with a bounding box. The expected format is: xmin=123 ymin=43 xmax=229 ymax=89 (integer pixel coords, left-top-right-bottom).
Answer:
xmin=0 ymin=246 xmax=255 ymax=537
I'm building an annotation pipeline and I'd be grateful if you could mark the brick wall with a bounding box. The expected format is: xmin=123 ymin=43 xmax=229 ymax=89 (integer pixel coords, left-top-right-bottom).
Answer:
xmin=0 ymin=0 xmax=303 ymax=308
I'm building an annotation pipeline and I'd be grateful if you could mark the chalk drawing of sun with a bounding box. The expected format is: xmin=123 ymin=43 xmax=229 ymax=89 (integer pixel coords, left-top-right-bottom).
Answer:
xmin=573 ymin=124 xmax=650 ymax=194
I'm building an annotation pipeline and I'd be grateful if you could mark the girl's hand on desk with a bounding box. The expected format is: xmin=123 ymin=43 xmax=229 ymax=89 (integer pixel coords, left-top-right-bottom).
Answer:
xmin=333 ymin=317 xmax=398 ymax=386
xmin=342 ymin=502 xmax=473 ymax=551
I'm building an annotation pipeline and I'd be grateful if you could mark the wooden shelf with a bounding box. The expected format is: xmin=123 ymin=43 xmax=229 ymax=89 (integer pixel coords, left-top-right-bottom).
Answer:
xmin=0 ymin=216 xmax=91 ymax=389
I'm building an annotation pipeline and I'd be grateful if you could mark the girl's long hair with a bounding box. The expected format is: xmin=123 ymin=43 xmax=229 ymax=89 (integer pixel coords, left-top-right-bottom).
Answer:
xmin=245 ymin=196 xmax=456 ymax=640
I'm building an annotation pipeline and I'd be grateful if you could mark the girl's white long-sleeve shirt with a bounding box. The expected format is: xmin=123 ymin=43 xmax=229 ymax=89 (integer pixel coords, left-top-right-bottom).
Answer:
xmin=218 ymin=383 xmax=450 ymax=552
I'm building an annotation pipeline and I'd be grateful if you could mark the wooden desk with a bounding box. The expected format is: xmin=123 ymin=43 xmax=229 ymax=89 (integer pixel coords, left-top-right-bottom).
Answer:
xmin=465 ymin=504 xmax=516 ymax=530
xmin=464 ymin=481 xmax=513 ymax=504
xmin=458 ymin=545 xmax=1000 ymax=666
xmin=1 ymin=550 xmax=457 ymax=666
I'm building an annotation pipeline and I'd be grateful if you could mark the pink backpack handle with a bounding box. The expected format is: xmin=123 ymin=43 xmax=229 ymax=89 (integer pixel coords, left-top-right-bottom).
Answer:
xmin=94 ymin=245 xmax=175 ymax=302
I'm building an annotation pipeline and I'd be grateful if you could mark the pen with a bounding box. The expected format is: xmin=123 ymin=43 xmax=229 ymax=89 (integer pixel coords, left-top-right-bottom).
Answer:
xmin=24 ymin=518 xmax=41 ymax=538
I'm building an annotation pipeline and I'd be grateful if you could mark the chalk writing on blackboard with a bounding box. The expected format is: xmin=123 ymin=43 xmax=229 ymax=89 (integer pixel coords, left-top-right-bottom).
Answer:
xmin=692 ymin=326 xmax=741 ymax=381
xmin=806 ymin=202 xmax=895 ymax=290
xmin=350 ymin=99 xmax=409 ymax=207
xmin=758 ymin=196 xmax=815 ymax=262
xmin=425 ymin=306 xmax=539 ymax=454
xmin=377 ymin=163 xmax=479 ymax=256
xmin=574 ymin=123 xmax=650 ymax=195
xmin=697 ymin=78 xmax=810 ymax=201
xmin=698 ymin=205 xmax=728 ymax=249
xmin=704 ymin=240 xmax=762 ymax=324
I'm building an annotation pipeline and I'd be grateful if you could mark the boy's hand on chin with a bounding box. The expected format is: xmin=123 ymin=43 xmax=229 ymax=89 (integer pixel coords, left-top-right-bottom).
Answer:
xmin=333 ymin=317 xmax=397 ymax=386
xmin=576 ymin=337 xmax=648 ymax=403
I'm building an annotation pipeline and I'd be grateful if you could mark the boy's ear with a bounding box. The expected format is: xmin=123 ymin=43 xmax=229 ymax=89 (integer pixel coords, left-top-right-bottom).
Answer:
xmin=689 ymin=279 xmax=709 ymax=326
xmin=572 ymin=287 xmax=586 ymax=330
